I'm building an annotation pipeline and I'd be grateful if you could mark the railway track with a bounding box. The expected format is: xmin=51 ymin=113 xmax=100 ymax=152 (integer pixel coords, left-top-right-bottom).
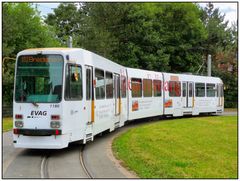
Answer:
xmin=79 ymin=145 xmax=94 ymax=178
xmin=40 ymin=145 xmax=93 ymax=178
xmin=40 ymin=155 xmax=49 ymax=178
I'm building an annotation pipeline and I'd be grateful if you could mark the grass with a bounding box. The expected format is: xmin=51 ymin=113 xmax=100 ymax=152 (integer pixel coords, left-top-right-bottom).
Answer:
xmin=112 ymin=116 xmax=237 ymax=178
xmin=2 ymin=117 xmax=13 ymax=132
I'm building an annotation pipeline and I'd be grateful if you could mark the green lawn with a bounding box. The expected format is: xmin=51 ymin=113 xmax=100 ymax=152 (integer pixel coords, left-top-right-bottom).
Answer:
xmin=2 ymin=117 xmax=13 ymax=132
xmin=112 ymin=116 xmax=237 ymax=178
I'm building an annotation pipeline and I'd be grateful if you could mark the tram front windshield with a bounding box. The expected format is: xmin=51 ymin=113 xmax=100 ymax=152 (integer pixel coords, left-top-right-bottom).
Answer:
xmin=15 ymin=55 xmax=64 ymax=103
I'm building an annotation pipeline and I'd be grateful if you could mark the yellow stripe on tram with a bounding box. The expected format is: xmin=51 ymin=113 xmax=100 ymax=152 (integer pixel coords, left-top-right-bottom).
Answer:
xmin=91 ymin=100 xmax=95 ymax=122
xmin=119 ymin=98 xmax=121 ymax=114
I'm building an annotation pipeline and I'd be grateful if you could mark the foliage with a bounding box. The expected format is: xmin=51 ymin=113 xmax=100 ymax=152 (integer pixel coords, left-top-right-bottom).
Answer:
xmin=113 ymin=116 xmax=237 ymax=178
xmin=2 ymin=3 xmax=61 ymax=105
xmin=45 ymin=3 xmax=83 ymax=46
xmin=46 ymin=3 xmax=207 ymax=72
xmin=2 ymin=3 xmax=237 ymax=107
xmin=199 ymin=3 xmax=237 ymax=107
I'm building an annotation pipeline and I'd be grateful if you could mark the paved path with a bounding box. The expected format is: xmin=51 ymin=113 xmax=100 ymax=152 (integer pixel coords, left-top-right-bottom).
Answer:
xmin=2 ymin=127 xmax=135 ymax=178
xmin=221 ymin=111 xmax=237 ymax=116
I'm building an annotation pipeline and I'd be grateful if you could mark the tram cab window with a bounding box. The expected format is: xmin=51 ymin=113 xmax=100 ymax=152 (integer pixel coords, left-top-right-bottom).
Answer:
xmin=106 ymin=72 xmax=113 ymax=99
xmin=169 ymin=81 xmax=181 ymax=97
xmin=131 ymin=78 xmax=142 ymax=97
xmin=65 ymin=64 xmax=82 ymax=100
xmin=15 ymin=55 xmax=64 ymax=103
xmin=95 ymin=69 xmax=105 ymax=99
xmin=207 ymin=83 xmax=216 ymax=97
xmin=195 ymin=83 xmax=205 ymax=97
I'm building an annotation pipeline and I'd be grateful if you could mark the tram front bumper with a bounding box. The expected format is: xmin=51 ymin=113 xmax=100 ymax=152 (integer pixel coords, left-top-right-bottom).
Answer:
xmin=13 ymin=133 xmax=70 ymax=149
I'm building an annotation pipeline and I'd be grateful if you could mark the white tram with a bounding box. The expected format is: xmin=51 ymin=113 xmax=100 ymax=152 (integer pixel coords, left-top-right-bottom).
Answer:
xmin=13 ymin=48 xmax=224 ymax=149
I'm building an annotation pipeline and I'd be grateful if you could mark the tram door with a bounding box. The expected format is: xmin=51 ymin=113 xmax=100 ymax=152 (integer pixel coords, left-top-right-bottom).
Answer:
xmin=182 ymin=82 xmax=193 ymax=108
xmin=114 ymin=74 xmax=121 ymax=118
xmin=85 ymin=66 xmax=94 ymax=123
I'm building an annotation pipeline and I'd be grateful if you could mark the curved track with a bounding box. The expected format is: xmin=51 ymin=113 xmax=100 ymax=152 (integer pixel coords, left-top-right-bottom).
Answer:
xmin=79 ymin=146 xmax=93 ymax=178
xmin=38 ymin=146 xmax=93 ymax=178
xmin=3 ymin=143 xmax=95 ymax=178
xmin=40 ymin=155 xmax=49 ymax=178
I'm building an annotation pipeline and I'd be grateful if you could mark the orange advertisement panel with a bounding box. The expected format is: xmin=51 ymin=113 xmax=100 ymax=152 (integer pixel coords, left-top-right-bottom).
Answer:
xmin=132 ymin=101 xmax=139 ymax=111
xmin=164 ymin=99 xmax=173 ymax=108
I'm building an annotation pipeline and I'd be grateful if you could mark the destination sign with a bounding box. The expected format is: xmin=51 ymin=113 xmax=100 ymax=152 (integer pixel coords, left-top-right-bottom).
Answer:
xmin=20 ymin=55 xmax=62 ymax=63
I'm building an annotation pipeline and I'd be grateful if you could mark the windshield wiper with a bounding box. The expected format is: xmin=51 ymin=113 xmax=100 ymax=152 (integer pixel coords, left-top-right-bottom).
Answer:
xmin=31 ymin=102 xmax=39 ymax=107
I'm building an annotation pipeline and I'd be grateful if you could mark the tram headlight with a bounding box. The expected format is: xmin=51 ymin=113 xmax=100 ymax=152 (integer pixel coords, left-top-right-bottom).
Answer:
xmin=15 ymin=121 xmax=24 ymax=128
xmin=50 ymin=121 xmax=61 ymax=128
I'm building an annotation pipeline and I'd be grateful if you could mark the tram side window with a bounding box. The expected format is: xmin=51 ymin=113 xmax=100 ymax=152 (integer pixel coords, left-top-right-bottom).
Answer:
xmin=189 ymin=83 xmax=193 ymax=97
xmin=143 ymin=79 xmax=152 ymax=97
xmin=182 ymin=83 xmax=186 ymax=97
xmin=106 ymin=72 xmax=113 ymax=99
xmin=95 ymin=69 xmax=105 ymax=99
xmin=153 ymin=80 xmax=161 ymax=97
xmin=207 ymin=83 xmax=216 ymax=97
xmin=86 ymin=69 xmax=91 ymax=100
xmin=121 ymin=76 xmax=126 ymax=98
xmin=131 ymin=78 xmax=142 ymax=97
xmin=195 ymin=83 xmax=205 ymax=97
xmin=217 ymin=84 xmax=224 ymax=97
xmin=65 ymin=64 xmax=82 ymax=100
xmin=169 ymin=81 xmax=181 ymax=97
xmin=221 ymin=84 xmax=224 ymax=97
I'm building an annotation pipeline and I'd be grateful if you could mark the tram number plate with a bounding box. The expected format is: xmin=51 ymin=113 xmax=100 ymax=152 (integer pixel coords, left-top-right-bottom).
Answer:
xmin=50 ymin=104 xmax=60 ymax=108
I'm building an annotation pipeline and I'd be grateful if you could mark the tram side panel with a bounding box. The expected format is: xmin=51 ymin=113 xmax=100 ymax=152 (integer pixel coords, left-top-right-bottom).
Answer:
xmin=127 ymin=68 xmax=163 ymax=121
xmin=61 ymin=52 xmax=91 ymax=144
xmin=192 ymin=77 xmax=224 ymax=115
xmin=80 ymin=51 xmax=128 ymax=139
xmin=162 ymin=73 xmax=183 ymax=117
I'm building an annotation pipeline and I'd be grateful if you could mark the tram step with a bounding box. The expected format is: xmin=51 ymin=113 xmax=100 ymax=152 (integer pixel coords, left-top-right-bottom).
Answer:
xmin=114 ymin=121 xmax=120 ymax=129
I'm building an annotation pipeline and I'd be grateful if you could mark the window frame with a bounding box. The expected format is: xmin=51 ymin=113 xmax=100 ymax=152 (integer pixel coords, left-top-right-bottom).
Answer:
xmin=95 ymin=68 xmax=105 ymax=100
xmin=207 ymin=83 xmax=216 ymax=97
xmin=182 ymin=82 xmax=187 ymax=97
xmin=153 ymin=79 xmax=162 ymax=97
xmin=195 ymin=82 xmax=205 ymax=97
xmin=64 ymin=63 xmax=83 ymax=101
xmin=86 ymin=68 xmax=91 ymax=101
xmin=189 ymin=82 xmax=193 ymax=97
xmin=169 ymin=81 xmax=181 ymax=97
xmin=131 ymin=78 xmax=142 ymax=98
xmin=143 ymin=79 xmax=152 ymax=97
xmin=121 ymin=75 xmax=127 ymax=98
xmin=106 ymin=71 xmax=113 ymax=99
xmin=15 ymin=54 xmax=64 ymax=103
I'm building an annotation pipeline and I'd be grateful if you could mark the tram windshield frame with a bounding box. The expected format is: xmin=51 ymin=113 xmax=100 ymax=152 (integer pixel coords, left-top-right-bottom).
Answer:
xmin=15 ymin=54 xmax=64 ymax=103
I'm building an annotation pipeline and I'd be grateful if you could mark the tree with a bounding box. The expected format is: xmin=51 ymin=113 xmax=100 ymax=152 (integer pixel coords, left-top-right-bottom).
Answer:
xmin=2 ymin=3 xmax=61 ymax=105
xmin=78 ymin=3 xmax=207 ymax=72
xmin=45 ymin=3 xmax=84 ymax=46
xmin=200 ymin=3 xmax=237 ymax=107
xmin=123 ymin=3 xmax=207 ymax=72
